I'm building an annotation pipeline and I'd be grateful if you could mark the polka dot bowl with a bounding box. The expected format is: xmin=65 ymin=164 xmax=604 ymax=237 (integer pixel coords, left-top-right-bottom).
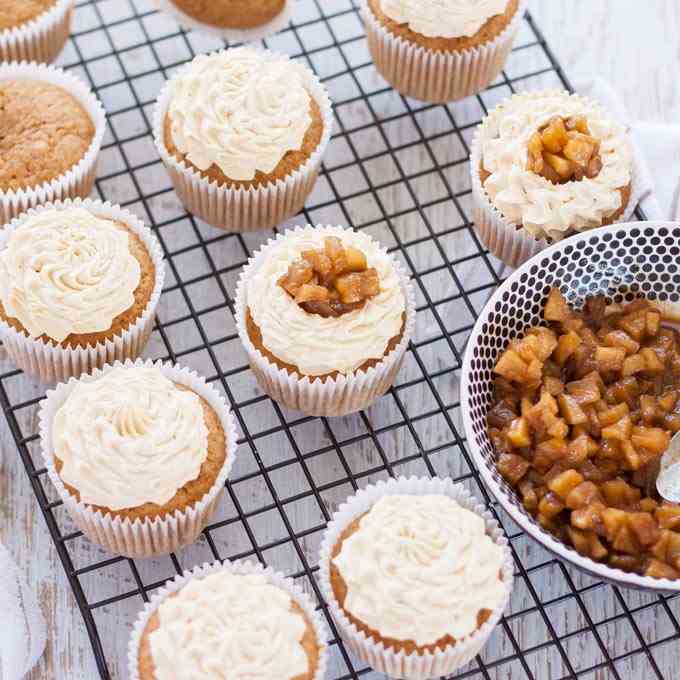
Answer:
xmin=460 ymin=221 xmax=680 ymax=592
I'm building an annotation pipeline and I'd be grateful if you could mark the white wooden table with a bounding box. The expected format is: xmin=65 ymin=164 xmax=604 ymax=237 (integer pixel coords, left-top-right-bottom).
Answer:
xmin=1 ymin=1 xmax=679 ymax=678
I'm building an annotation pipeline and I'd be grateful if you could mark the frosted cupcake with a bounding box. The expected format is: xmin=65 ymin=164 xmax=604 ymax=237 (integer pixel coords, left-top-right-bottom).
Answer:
xmin=39 ymin=360 xmax=238 ymax=558
xmin=154 ymin=47 xmax=332 ymax=232
xmin=363 ymin=0 xmax=526 ymax=103
xmin=156 ymin=0 xmax=294 ymax=42
xmin=128 ymin=560 xmax=327 ymax=680
xmin=320 ymin=477 xmax=514 ymax=679
xmin=0 ymin=0 xmax=74 ymax=64
xmin=471 ymin=89 xmax=636 ymax=267
xmin=0 ymin=200 xmax=164 ymax=383
xmin=235 ymin=225 xmax=416 ymax=416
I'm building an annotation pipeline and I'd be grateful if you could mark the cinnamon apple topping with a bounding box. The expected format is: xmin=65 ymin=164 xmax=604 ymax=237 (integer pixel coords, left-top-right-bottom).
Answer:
xmin=278 ymin=237 xmax=380 ymax=318
xmin=488 ymin=288 xmax=680 ymax=579
xmin=527 ymin=116 xmax=603 ymax=184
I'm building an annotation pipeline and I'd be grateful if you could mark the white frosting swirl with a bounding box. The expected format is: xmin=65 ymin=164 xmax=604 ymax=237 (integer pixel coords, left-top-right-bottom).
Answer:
xmin=479 ymin=90 xmax=633 ymax=241
xmin=247 ymin=227 xmax=405 ymax=377
xmin=0 ymin=207 xmax=141 ymax=343
xmin=149 ymin=571 xmax=310 ymax=680
xmin=333 ymin=495 xmax=505 ymax=645
xmin=53 ymin=366 xmax=209 ymax=511
xmin=168 ymin=47 xmax=312 ymax=181
xmin=379 ymin=0 xmax=509 ymax=39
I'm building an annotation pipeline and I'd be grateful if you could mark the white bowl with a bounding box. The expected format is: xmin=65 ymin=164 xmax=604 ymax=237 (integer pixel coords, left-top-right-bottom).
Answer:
xmin=461 ymin=221 xmax=680 ymax=592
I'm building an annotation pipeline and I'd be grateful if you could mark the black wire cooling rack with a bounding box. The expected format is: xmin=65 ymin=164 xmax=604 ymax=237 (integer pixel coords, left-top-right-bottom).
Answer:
xmin=2 ymin=1 xmax=674 ymax=679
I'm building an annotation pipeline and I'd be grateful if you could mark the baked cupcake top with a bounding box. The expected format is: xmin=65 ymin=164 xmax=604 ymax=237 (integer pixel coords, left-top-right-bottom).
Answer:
xmin=0 ymin=207 xmax=141 ymax=343
xmin=332 ymin=494 xmax=506 ymax=645
xmin=479 ymin=89 xmax=632 ymax=241
xmin=52 ymin=366 xmax=208 ymax=511
xmin=379 ymin=0 xmax=508 ymax=39
xmin=0 ymin=80 xmax=95 ymax=192
xmin=167 ymin=47 xmax=313 ymax=182
xmin=247 ymin=226 xmax=405 ymax=377
xmin=147 ymin=571 xmax=314 ymax=679
xmin=0 ymin=0 xmax=57 ymax=31
xmin=167 ymin=0 xmax=286 ymax=30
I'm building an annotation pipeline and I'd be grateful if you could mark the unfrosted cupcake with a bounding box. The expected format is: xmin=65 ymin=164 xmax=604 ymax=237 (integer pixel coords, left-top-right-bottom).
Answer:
xmin=235 ymin=225 xmax=416 ymax=416
xmin=154 ymin=47 xmax=332 ymax=232
xmin=471 ymin=89 xmax=636 ymax=267
xmin=157 ymin=0 xmax=294 ymax=41
xmin=0 ymin=0 xmax=74 ymax=64
xmin=39 ymin=360 xmax=238 ymax=558
xmin=364 ymin=0 xmax=526 ymax=103
xmin=0 ymin=63 xmax=106 ymax=224
xmin=320 ymin=477 xmax=513 ymax=679
xmin=0 ymin=200 xmax=164 ymax=383
xmin=128 ymin=560 xmax=326 ymax=680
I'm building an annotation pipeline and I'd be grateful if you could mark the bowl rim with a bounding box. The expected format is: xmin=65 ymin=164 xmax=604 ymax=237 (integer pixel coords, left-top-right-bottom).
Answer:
xmin=461 ymin=220 xmax=680 ymax=593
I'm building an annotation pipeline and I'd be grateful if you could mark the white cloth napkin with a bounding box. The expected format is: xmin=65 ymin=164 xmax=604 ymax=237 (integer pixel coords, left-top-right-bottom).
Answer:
xmin=575 ymin=77 xmax=680 ymax=221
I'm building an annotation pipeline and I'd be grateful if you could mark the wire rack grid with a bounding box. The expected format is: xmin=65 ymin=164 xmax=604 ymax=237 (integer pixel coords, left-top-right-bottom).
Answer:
xmin=1 ymin=1 xmax=676 ymax=679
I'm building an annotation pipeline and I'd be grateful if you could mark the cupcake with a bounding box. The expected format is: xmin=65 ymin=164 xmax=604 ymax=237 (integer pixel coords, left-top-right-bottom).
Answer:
xmin=319 ymin=477 xmax=513 ymax=679
xmin=0 ymin=62 xmax=106 ymax=224
xmin=153 ymin=47 xmax=332 ymax=233
xmin=156 ymin=0 xmax=294 ymax=42
xmin=128 ymin=560 xmax=327 ymax=680
xmin=39 ymin=360 xmax=238 ymax=558
xmin=471 ymin=89 xmax=636 ymax=268
xmin=235 ymin=225 xmax=416 ymax=416
xmin=0 ymin=199 xmax=164 ymax=383
xmin=363 ymin=0 xmax=526 ymax=103
xmin=0 ymin=0 xmax=74 ymax=64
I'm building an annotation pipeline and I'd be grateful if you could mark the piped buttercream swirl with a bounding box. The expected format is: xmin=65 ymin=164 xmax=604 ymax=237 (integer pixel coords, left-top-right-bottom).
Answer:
xmin=53 ymin=366 xmax=208 ymax=511
xmin=168 ymin=47 xmax=312 ymax=181
xmin=0 ymin=207 xmax=141 ymax=343
xmin=247 ymin=227 xmax=405 ymax=377
xmin=379 ymin=0 xmax=509 ymax=39
xmin=333 ymin=494 xmax=506 ymax=645
xmin=479 ymin=89 xmax=633 ymax=241
xmin=149 ymin=571 xmax=310 ymax=680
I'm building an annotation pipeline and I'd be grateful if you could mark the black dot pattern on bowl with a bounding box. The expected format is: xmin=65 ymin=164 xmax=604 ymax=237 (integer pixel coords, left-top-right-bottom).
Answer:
xmin=464 ymin=224 xmax=680 ymax=567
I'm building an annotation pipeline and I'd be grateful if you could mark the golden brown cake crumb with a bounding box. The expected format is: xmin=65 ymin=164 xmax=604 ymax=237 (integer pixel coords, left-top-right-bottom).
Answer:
xmin=0 ymin=221 xmax=156 ymax=349
xmin=137 ymin=596 xmax=319 ymax=680
xmin=0 ymin=79 xmax=95 ymax=192
xmin=164 ymin=97 xmax=324 ymax=189
xmin=54 ymin=384 xmax=227 ymax=522
xmin=0 ymin=0 xmax=57 ymax=31
xmin=367 ymin=0 xmax=519 ymax=52
xmin=168 ymin=0 xmax=286 ymax=30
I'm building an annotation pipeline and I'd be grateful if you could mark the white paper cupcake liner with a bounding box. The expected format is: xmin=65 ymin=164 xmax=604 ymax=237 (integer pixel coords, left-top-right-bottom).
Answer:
xmin=0 ymin=0 xmax=74 ymax=64
xmin=470 ymin=120 xmax=645 ymax=269
xmin=154 ymin=0 xmax=295 ymax=43
xmin=0 ymin=198 xmax=165 ymax=384
xmin=319 ymin=476 xmax=514 ymax=680
xmin=234 ymin=225 xmax=416 ymax=416
xmin=127 ymin=559 xmax=327 ymax=680
xmin=153 ymin=48 xmax=333 ymax=233
xmin=39 ymin=358 xmax=239 ymax=559
xmin=0 ymin=62 xmax=106 ymax=225
xmin=363 ymin=0 xmax=527 ymax=104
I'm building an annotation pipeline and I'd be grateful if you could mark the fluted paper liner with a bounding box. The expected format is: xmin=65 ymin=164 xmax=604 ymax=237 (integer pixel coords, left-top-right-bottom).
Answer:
xmin=0 ymin=0 xmax=74 ymax=64
xmin=39 ymin=358 xmax=239 ymax=559
xmin=0 ymin=62 xmax=106 ymax=225
xmin=470 ymin=114 xmax=646 ymax=269
xmin=153 ymin=48 xmax=333 ymax=233
xmin=127 ymin=559 xmax=327 ymax=680
xmin=319 ymin=476 xmax=514 ymax=680
xmin=363 ymin=0 xmax=527 ymax=103
xmin=155 ymin=0 xmax=295 ymax=43
xmin=0 ymin=198 xmax=165 ymax=383
xmin=234 ymin=225 xmax=416 ymax=416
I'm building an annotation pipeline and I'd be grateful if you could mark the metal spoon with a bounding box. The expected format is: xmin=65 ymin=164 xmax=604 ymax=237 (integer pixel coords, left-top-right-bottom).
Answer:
xmin=657 ymin=430 xmax=680 ymax=503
